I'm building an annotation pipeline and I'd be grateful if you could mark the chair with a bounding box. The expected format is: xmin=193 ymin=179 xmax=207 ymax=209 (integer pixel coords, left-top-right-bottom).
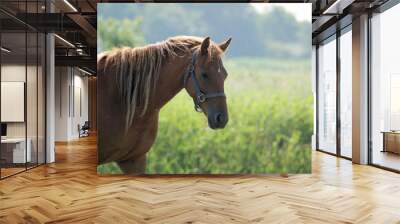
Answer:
xmin=79 ymin=121 xmax=90 ymax=138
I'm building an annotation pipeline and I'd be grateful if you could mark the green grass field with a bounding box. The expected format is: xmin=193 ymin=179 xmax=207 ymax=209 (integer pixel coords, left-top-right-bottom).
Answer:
xmin=97 ymin=58 xmax=312 ymax=174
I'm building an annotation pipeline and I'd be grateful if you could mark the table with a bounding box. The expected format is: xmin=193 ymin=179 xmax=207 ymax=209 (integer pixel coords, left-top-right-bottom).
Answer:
xmin=1 ymin=138 xmax=31 ymax=164
xmin=382 ymin=131 xmax=400 ymax=154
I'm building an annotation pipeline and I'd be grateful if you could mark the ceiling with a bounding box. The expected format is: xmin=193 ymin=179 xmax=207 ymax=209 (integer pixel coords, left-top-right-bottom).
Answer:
xmin=0 ymin=0 xmax=98 ymax=74
xmin=309 ymin=0 xmax=391 ymax=43
xmin=1 ymin=32 xmax=45 ymax=64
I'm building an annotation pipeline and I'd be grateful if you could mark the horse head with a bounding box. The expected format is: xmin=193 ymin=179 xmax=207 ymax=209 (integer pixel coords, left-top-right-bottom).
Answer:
xmin=184 ymin=37 xmax=232 ymax=129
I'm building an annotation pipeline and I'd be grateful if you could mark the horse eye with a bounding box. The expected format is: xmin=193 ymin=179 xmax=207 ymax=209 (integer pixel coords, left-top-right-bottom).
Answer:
xmin=201 ymin=72 xmax=208 ymax=79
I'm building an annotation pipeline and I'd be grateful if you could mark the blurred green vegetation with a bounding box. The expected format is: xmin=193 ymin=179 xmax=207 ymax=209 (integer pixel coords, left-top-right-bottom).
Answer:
xmin=97 ymin=161 xmax=122 ymax=175
xmin=98 ymin=17 xmax=145 ymax=52
xmin=146 ymin=58 xmax=312 ymax=174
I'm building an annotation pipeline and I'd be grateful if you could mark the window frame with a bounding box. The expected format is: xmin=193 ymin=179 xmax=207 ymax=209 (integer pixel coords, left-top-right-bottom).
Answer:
xmin=315 ymin=23 xmax=352 ymax=160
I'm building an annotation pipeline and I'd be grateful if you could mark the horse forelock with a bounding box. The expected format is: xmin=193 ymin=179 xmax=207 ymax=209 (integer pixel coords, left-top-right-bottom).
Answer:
xmin=99 ymin=36 xmax=222 ymax=131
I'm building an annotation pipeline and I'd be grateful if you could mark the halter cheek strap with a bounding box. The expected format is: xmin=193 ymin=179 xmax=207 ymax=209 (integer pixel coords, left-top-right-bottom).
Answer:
xmin=184 ymin=55 xmax=226 ymax=112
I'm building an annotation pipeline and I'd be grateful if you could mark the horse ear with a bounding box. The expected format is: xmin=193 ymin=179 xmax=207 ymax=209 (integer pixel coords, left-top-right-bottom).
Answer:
xmin=201 ymin=37 xmax=211 ymax=55
xmin=219 ymin=37 xmax=232 ymax=52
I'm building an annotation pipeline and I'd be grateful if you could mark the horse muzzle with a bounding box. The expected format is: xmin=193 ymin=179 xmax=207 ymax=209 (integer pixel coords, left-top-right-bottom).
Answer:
xmin=208 ymin=112 xmax=228 ymax=129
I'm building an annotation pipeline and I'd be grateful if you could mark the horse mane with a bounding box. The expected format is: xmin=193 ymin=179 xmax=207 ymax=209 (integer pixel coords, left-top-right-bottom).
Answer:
xmin=97 ymin=36 xmax=222 ymax=131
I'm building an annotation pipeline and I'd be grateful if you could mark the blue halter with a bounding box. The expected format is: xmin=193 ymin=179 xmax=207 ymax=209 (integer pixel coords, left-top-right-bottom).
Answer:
xmin=184 ymin=55 xmax=226 ymax=112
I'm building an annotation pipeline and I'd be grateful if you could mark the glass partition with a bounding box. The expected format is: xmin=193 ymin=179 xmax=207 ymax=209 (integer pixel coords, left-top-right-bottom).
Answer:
xmin=0 ymin=1 xmax=46 ymax=179
xmin=317 ymin=36 xmax=337 ymax=154
xmin=1 ymin=31 xmax=28 ymax=177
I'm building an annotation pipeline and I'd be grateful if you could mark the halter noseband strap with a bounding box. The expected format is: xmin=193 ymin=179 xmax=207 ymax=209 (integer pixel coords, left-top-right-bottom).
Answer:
xmin=184 ymin=55 xmax=226 ymax=112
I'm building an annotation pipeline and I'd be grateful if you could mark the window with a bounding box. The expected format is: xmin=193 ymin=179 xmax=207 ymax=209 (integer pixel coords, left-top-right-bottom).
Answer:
xmin=312 ymin=45 xmax=317 ymax=150
xmin=339 ymin=28 xmax=352 ymax=158
xmin=371 ymin=3 xmax=400 ymax=171
xmin=317 ymin=36 xmax=337 ymax=154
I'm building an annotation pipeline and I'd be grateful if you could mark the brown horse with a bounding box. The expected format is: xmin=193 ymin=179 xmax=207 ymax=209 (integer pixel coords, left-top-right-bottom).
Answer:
xmin=97 ymin=36 xmax=232 ymax=174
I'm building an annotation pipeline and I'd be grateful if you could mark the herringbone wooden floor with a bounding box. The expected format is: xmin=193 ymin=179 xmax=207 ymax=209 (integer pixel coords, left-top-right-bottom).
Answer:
xmin=1 ymin=135 xmax=400 ymax=224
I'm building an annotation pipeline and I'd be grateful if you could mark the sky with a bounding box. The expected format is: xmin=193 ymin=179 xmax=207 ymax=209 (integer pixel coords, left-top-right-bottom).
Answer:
xmin=250 ymin=3 xmax=311 ymax=22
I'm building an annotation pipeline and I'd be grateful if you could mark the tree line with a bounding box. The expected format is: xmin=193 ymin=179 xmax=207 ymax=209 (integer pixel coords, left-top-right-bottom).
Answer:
xmin=98 ymin=4 xmax=311 ymax=59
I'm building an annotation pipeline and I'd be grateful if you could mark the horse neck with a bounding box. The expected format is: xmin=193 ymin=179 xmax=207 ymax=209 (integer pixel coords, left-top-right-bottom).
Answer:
xmin=152 ymin=52 xmax=191 ymax=109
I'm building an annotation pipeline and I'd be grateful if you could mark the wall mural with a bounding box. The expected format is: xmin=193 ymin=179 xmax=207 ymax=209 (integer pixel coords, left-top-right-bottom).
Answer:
xmin=97 ymin=3 xmax=312 ymax=174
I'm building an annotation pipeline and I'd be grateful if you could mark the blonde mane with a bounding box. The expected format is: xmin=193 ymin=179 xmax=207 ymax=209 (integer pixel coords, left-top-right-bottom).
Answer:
xmin=97 ymin=36 xmax=222 ymax=130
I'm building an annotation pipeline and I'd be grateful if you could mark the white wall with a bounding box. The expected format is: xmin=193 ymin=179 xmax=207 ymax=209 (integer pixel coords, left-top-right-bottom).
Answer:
xmin=55 ymin=67 xmax=89 ymax=141
xmin=55 ymin=66 xmax=69 ymax=141
xmin=71 ymin=73 xmax=89 ymax=138
xmin=1 ymin=65 xmax=35 ymax=138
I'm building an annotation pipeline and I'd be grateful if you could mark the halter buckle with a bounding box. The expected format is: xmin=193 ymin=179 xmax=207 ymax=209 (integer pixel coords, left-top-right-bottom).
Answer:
xmin=197 ymin=93 xmax=206 ymax=103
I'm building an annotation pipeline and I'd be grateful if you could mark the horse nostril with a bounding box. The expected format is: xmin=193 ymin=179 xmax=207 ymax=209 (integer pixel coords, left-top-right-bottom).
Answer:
xmin=215 ymin=113 xmax=224 ymax=124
